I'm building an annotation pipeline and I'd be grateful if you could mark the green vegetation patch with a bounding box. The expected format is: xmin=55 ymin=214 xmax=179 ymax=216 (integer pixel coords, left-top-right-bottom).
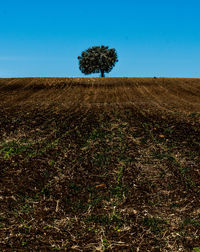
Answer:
xmin=142 ymin=216 xmax=169 ymax=234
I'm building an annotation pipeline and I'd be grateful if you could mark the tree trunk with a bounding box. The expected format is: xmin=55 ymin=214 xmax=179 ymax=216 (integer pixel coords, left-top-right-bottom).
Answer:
xmin=100 ymin=70 xmax=105 ymax=77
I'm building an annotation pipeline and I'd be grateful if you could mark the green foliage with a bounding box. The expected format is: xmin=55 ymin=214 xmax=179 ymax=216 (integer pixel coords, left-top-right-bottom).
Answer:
xmin=78 ymin=45 xmax=118 ymax=77
xmin=193 ymin=248 xmax=200 ymax=252
xmin=0 ymin=140 xmax=32 ymax=159
xmin=181 ymin=214 xmax=200 ymax=228
xmin=142 ymin=217 xmax=168 ymax=234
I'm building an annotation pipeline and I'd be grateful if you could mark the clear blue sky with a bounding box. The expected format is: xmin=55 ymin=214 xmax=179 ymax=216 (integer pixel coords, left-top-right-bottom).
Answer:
xmin=0 ymin=0 xmax=200 ymax=78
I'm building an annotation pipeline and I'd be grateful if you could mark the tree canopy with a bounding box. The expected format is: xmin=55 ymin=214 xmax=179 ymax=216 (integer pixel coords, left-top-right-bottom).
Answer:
xmin=78 ymin=45 xmax=118 ymax=77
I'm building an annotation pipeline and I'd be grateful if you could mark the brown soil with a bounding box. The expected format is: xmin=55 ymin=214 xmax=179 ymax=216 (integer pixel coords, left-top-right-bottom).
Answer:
xmin=0 ymin=77 xmax=200 ymax=251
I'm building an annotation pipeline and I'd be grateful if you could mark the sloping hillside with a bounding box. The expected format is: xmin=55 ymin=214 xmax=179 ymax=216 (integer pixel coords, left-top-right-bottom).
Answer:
xmin=0 ymin=78 xmax=200 ymax=251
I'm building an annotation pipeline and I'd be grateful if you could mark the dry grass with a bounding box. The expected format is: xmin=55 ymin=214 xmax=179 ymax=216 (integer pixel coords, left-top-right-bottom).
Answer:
xmin=0 ymin=77 xmax=200 ymax=251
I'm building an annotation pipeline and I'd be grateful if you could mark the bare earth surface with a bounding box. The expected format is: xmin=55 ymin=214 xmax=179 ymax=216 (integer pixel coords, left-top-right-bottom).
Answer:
xmin=0 ymin=77 xmax=200 ymax=251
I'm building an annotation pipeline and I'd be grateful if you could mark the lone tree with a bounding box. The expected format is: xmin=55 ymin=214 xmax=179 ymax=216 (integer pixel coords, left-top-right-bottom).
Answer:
xmin=78 ymin=45 xmax=118 ymax=77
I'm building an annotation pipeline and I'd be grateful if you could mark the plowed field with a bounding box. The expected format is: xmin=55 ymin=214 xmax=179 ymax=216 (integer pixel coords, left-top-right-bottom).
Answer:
xmin=0 ymin=77 xmax=200 ymax=251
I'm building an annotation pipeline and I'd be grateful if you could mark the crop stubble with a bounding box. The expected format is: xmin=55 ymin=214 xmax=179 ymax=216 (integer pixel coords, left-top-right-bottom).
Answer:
xmin=0 ymin=77 xmax=200 ymax=251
